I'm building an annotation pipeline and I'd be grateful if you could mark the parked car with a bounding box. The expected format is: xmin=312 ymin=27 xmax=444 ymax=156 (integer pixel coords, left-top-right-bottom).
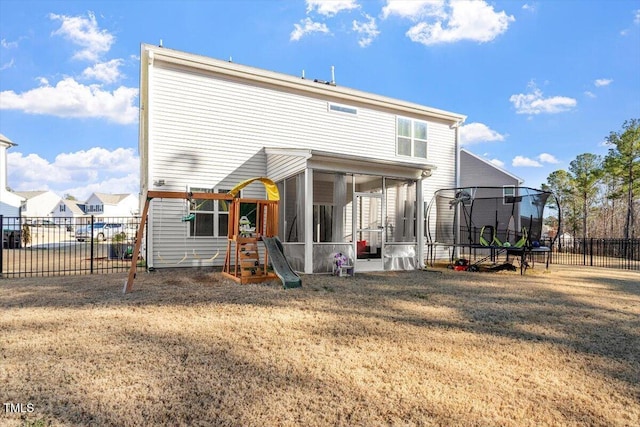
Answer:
xmin=30 ymin=219 xmax=59 ymax=228
xmin=75 ymin=223 xmax=125 ymax=242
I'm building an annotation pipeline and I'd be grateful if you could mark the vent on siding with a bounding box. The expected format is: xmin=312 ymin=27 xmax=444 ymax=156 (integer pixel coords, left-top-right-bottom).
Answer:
xmin=328 ymin=103 xmax=357 ymax=115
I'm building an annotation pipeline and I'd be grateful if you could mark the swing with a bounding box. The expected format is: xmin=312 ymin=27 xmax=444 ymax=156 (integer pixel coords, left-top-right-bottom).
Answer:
xmin=156 ymin=198 xmax=166 ymax=262
xmin=187 ymin=200 xmax=221 ymax=262
xmin=177 ymin=199 xmax=190 ymax=264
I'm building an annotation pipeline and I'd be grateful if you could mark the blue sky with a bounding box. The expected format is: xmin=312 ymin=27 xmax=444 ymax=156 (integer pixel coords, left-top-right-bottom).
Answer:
xmin=1 ymin=0 xmax=639 ymax=200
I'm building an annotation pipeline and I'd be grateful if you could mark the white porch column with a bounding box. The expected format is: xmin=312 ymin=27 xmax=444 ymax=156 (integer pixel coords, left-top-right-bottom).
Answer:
xmin=416 ymin=177 xmax=425 ymax=268
xmin=304 ymin=168 xmax=314 ymax=274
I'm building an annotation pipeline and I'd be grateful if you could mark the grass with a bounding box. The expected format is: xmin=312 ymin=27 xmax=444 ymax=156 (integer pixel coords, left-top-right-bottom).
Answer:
xmin=1 ymin=265 xmax=639 ymax=426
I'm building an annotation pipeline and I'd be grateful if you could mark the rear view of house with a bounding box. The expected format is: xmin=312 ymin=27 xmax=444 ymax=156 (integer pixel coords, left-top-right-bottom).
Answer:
xmin=139 ymin=44 xmax=466 ymax=274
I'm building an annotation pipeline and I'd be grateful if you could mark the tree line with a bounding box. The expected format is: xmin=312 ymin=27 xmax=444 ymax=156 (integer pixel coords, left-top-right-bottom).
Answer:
xmin=542 ymin=118 xmax=639 ymax=240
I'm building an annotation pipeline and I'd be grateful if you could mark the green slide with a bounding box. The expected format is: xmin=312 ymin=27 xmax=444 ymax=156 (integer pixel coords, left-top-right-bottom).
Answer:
xmin=262 ymin=237 xmax=302 ymax=289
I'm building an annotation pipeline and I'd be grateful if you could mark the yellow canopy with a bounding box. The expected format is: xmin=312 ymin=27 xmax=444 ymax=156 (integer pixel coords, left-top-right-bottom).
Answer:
xmin=227 ymin=177 xmax=280 ymax=201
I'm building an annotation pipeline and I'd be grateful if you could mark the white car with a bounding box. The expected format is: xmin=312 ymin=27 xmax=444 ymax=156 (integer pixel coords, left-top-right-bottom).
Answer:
xmin=75 ymin=222 xmax=124 ymax=242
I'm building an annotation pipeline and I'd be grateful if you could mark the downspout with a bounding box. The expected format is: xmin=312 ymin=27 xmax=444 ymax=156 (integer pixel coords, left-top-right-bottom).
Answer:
xmin=452 ymin=119 xmax=465 ymax=253
xmin=144 ymin=47 xmax=155 ymax=269
xmin=453 ymin=119 xmax=465 ymax=188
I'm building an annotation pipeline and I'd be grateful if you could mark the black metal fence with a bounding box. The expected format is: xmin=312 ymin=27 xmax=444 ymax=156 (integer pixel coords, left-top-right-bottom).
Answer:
xmin=543 ymin=237 xmax=640 ymax=271
xmin=3 ymin=216 xmax=639 ymax=276
xmin=1 ymin=215 xmax=142 ymax=278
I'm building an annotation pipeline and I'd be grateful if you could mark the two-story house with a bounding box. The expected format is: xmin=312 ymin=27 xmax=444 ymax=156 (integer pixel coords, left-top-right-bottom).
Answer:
xmin=138 ymin=44 xmax=466 ymax=274
xmin=84 ymin=193 xmax=139 ymax=218
xmin=15 ymin=190 xmax=61 ymax=219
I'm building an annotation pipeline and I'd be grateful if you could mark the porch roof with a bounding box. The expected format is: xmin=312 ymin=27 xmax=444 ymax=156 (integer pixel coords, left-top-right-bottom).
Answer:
xmin=265 ymin=147 xmax=436 ymax=181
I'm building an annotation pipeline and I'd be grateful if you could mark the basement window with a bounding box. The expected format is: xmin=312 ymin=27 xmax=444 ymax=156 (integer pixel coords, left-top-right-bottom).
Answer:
xmin=328 ymin=103 xmax=357 ymax=115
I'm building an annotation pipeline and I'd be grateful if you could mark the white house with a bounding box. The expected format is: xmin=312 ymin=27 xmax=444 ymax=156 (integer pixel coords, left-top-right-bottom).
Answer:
xmin=51 ymin=199 xmax=87 ymax=222
xmin=14 ymin=190 xmax=61 ymax=219
xmin=139 ymin=44 xmax=466 ymax=273
xmin=0 ymin=134 xmax=24 ymax=218
xmin=84 ymin=193 xmax=139 ymax=217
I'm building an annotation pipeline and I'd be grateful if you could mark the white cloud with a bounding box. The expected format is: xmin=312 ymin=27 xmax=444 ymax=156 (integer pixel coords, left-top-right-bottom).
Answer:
xmin=459 ymin=122 xmax=506 ymax=145
xmin=512 ymin=155 xmax=542 ymax=167
xmin=306 ymin=0 xmax=359 ymax=16
xmin=381 ymin=0 xmax=446 ymax=20
xmin=509 ymin=82 xmax=576 ymax=115
xmin=584 ymin=91 xmax=596 ymax=98
xmin=489 ymin=158 xmax=505 ymax=168
xmin=0 ymin=77 xmax=138 ymax=124
xmin=291 ymin=17 xmax=331 ymax=41
xmin=594 ymin=78 xmax=613 ymax=87
xmin=50 ymin=12 xmax=114 ymax=62
xmin=1 ymin=38 xmax=19 ymax=49
xmin=1 ymin=58 xmax=15 ymax=71
xmin=352 ymin=14 xmax=380 ymax=47
xmin=81 ymin=59 xmax=124 ymax=83
xmin=635 ymin=9 xmax=640 ymax=24
xmin=8 ymin=148 xmax=139 ymax=200
xmin=538 ymin=153 xmax=559 ymax=164
xmin=522 ymin=3 xmax=537 ymax=12
xmin=405 ymin=1 xmax=515 ymax=45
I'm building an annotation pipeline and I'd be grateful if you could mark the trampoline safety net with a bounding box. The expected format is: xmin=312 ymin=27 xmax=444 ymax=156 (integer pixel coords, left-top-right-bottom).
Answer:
xmin=427 ymin=187 xmax=553 ymax=247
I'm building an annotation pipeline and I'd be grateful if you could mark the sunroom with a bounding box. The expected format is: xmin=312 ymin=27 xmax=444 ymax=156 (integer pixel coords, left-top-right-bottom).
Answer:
xmin=266 ymin=148 xmax=435 ymax=274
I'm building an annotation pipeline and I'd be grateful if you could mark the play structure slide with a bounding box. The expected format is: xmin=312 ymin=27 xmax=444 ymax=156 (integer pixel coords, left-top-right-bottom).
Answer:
xmin=262 ymin=237 xmax=302 ymax=289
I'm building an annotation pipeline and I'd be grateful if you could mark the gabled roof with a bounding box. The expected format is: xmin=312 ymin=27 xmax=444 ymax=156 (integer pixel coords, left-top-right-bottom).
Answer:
xmin=91 ymin=193 xmax=133 ymax=205
xmin=60 ymin=199 xmax=86 ymax=215
xmin=14 ymin=190 xmax=50 ymax=199
xmin=460 ymin=148 xmax=524 ymax=184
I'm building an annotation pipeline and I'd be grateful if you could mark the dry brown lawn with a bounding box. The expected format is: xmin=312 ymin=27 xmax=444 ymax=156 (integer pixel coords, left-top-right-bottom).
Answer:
xmin=1 ymin=265 xmax=639 ymax=426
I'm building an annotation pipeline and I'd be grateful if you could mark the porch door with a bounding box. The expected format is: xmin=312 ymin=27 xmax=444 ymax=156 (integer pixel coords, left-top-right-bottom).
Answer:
xmin=355 ymin=193 xmax=384 ymax=271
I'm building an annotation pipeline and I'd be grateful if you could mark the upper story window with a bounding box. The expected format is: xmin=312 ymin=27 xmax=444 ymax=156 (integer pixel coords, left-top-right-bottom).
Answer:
xmin=59 ymin=205 xmax=66 ymax=213
xmin=503 ymin=185 xmax=515 ymax=204
xmin=396 ymin=117 xmax=428 ymax=159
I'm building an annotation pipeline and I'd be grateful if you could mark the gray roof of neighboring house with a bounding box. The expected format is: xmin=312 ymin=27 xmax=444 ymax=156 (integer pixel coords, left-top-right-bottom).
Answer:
xmin=93 ymin=193 xmax=132 ymax=205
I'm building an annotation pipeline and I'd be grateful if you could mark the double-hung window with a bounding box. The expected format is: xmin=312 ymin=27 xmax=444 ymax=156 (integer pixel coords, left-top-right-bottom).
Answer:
xmin=189 ymin=187 xmax=232 ymax=237
xmin=397 ymin=117 xmax=428 ymax=159
xmin=503 ymin=185 xmax=516 ymax=204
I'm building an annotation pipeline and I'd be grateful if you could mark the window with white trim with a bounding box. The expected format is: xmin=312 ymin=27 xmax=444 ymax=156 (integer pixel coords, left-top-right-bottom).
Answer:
xmin=189 ymin=187 xmax=233 ymax=237
xmin=503 ymin=185 xmax=515 ymax=204
xmin=396 ymin=117 xmax=428 ymax=159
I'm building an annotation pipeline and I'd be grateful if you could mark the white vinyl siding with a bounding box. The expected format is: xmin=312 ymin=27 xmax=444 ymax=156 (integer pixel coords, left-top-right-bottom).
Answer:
xmin=266 ymin=153 xmax=307 ymax=183
xmin=143 ymin=49 xmax=462 ymax=267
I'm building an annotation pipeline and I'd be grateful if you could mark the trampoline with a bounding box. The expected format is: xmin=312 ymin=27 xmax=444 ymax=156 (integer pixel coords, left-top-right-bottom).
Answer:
xmin=425 ymin=186 xmax=561 ymax=274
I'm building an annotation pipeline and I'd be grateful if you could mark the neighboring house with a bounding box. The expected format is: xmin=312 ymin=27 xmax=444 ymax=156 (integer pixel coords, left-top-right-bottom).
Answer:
xmin=459 ymin=148 xmax=523 ymax=188
xmin=139 ymin=44 xmax=466 ymax=273
xmin=85 ymin=193 xmax=139 ymax=217
xmin=0 ymin=134 xmax=24 ymax=218
xmin=458 ymin=149 xmax=533 ymax=245
xmin=51 ymin=199 xmax=87 ymax=226
xmin=14 ymin=190 xmax=61 ymax=219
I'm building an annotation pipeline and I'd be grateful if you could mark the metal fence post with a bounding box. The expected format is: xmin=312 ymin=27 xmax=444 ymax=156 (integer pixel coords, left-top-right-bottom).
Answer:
xmin=90 ymin=215 xmax=95 ymax=274
xmin=589 ymin=238 xmax=594 ymax=267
